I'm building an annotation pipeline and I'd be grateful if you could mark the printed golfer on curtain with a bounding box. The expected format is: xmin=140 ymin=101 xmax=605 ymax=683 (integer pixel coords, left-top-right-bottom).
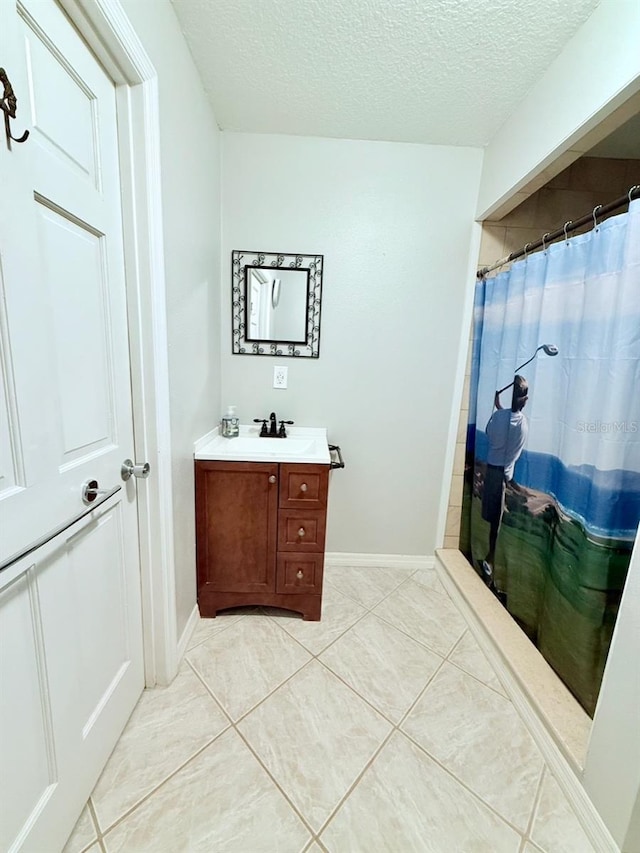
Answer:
xmin=461 ymin=198 xmax=640 ymax=716
xmin=480 ymin=346 xmax=558 ymax=592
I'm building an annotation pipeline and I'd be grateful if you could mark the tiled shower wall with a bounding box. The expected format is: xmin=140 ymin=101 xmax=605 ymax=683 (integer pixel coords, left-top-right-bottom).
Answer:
xmin=443 ymin=156 xmax=640 ymax=549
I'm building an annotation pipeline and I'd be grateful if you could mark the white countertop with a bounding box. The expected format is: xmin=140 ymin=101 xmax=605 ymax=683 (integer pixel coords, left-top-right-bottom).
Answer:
xmin=194 ymin=425 xmax=331 ymax=465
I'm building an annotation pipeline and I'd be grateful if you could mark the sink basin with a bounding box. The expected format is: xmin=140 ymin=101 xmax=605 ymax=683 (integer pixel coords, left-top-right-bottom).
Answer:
xmin=217 ymin=437 xmax=314 ymax=455
xmin=195 ymin=426 xmax=331 ymax=465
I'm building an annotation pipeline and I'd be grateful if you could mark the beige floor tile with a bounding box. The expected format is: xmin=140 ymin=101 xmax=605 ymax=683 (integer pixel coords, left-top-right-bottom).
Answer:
xmin=319 ymin=613 xmax=442 ymax=723
xmin=530 ymin=769 xmax=595 ymax=853
xmin=523 ymin=844 xmax=544 ymax=853
xmin=449 ymin=630 xmax=507 ymax=695
xmin=373 ymin=579 xmax=467 ymax=656
xmin=320 ymin=731 xmax=521 ymax=852
xmin=102 ymin=730 xmax=310 ymax=853
xmin=402 ymin=662 xmax=544 ymax=831
xmin=238 ymin=660 xmax=391 ymax=832
xmin=62 ymin=805 xmax=97 ymax=853
xmin=186 ymin=615 xmax=311 ymax=720
xmin=265 ymin=584 xmax=366 ymax=654
xmin=91 ymin=665 xmax=228 ymax=831
xmin=411 ymin=567 xmax=447 ymax=596
xmin=185 ymin=607 xmax=256 ymax=651
xmin=322 ymin=565 xmax=412 ymax=609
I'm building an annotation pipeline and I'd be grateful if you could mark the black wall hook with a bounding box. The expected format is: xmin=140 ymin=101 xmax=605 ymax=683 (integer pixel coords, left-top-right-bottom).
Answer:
xmin=1 ymin=67 xmax=30 ymax=150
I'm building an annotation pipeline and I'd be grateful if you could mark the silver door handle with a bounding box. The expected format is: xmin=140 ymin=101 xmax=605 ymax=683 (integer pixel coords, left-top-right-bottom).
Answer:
xmin=1 ymin=485 xmax=122 ymax=575
xmin=121 ymin=459 xmax=151 ymax=481
xmin=82 ymin=479 xmax=115 ymax=505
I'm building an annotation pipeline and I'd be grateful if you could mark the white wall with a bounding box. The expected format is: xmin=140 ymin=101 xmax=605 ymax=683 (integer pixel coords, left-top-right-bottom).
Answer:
xmin=119 ymin=0 xmax=222 ymax=638
xmin=583 ymin=532 xmax=640 ymax=852
xmin=477 ymin=0 xmax=640 ymax=218
xmin=221 ymin=133 xmax=482 ymax=556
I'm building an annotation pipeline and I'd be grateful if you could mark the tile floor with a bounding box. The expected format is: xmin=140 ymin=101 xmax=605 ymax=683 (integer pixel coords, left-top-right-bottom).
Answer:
xmin=64 ymin=566 xmax=597 ymax=853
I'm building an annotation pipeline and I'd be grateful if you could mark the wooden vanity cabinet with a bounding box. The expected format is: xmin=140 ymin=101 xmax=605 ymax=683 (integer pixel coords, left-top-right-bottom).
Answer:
xmin=195 ymin=460 xmax=330 ymax=620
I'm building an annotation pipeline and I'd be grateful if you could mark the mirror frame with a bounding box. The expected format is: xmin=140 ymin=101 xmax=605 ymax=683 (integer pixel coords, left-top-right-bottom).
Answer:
xmin=232 ymin=250 xmax=323 ymax=358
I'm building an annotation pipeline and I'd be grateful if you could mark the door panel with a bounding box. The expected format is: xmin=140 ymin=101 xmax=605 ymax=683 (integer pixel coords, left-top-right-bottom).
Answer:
xmin=22 ymin=15 xmax=99 ymax=186
xmin=0 ymin=260 xmax=25 ymax=498
xmin=37 ymin=204 xmax=114 ymax=463
xmin=0 ymin=0 xmax=145 ymax=848
xmin=0 ymin=572 xmax=56 ymax=853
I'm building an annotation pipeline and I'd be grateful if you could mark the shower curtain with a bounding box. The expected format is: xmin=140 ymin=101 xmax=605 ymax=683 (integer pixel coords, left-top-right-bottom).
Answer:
xmin=460 ymin=199 xmax=640 ymax=716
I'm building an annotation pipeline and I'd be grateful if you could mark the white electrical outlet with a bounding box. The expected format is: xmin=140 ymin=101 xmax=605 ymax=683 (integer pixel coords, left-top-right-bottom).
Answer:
xmin=273 ymin=365 xmax=288 ymax=389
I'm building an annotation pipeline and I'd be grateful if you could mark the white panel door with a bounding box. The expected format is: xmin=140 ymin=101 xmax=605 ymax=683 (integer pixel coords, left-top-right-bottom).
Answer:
xmin=0 ymin=0 xmax=144 ymax=850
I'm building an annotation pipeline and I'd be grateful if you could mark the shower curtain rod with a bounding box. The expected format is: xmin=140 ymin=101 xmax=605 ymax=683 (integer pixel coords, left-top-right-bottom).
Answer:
xmin=477 ymin=184 xmax=640 ymax=279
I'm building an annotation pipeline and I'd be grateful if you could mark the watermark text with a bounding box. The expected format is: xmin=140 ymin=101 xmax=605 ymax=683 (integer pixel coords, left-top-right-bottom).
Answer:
xmin=576 ymin=421 xmax=638 ymax=433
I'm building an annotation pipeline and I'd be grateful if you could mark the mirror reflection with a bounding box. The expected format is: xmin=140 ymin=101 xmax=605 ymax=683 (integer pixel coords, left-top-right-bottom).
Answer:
xmin=246 ymin=267 xmax=309 ymax=344
xmin=231 ymin=250 xmax=323 ymax=358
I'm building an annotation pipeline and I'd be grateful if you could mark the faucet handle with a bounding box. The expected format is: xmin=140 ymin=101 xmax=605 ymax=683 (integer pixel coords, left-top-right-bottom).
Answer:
xmin=278 ymin=419 xmax=294 ymax=438
xmin=253 ymin=418 xmax=268 ymax=437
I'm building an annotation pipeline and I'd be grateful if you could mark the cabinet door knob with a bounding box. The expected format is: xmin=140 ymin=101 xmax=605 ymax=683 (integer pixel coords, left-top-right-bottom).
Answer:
xmin=269 ymin=475 xmax=277 ymax=484
xmin=300 ymin=482 xmax=308 ymax=492
xmin=298 ymin=527 xmax=305 ymax=537
xmin=296 ymin=570 xmax=304 ymax=579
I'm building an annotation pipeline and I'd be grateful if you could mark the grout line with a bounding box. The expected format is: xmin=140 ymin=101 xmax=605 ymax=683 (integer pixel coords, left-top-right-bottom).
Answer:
xmin=86 ymin=797 xmax=102 ymax=843
xmin=316 ymin=656 xmax=449 ymax=840
xmin=315 ymin=726 xmax=398 ymax=839
xmin=314 ymin=656 xmax=404 ymax=728
xmin=233 ymin=724 xmax=317 ymax=839
xmin=99 ymin=568 xmax=542 ymax=847
xmin=370 ymin=603 xmax=462 ymax=659
xmin=400 ymin=727 xmax=528 ymax=840
xmin=184 ymin=610 xmax=255 ymax=653
xmin=396 ymin=657 xmax=447 ymax=729
xmin=262 ymin=598 xmax=370 ymax=658
xmin=444 ymin=629 xmax=511 ymax=700
xmin=447 ymin=627 xmax=468 ymax=657
xmin=186 ymin=654 xmax=319 ymax=841
xmin=96 ymin=732 xmax=226 ymax=839
xmin=522 ymin=763 xmax=547 ymax=847
xmin=446 ymin=656 xmax=511 ymax=701
xmin=322 ymin=567 xmax=415 ymax=613
xmin=184 ymin=657 xmax=236 ymax=726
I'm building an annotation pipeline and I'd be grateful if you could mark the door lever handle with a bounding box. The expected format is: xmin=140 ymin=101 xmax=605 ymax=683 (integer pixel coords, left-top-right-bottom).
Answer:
xmin=121 ymin=459 xmax=151 ymax=481
xmin=82 ymin=479 xmax=114 ymax=505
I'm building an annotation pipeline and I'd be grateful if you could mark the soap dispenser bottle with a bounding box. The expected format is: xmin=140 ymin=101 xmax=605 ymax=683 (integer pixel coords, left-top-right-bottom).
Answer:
xmin=221 ymin=405 xmax=239 ymax=438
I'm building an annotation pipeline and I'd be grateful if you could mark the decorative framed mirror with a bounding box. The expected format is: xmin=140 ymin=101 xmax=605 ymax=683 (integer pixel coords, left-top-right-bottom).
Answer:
xmin=231 ymin=250 xmax=323 ymax=358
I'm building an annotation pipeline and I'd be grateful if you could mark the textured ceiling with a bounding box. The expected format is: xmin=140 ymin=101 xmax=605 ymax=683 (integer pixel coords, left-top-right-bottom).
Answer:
xmin=170 ymin=0 xmax=602 ymax=147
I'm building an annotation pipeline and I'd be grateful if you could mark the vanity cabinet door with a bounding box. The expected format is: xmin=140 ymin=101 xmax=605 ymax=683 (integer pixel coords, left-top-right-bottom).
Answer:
xmin=195 ymin=461 xmax=278 ymax=593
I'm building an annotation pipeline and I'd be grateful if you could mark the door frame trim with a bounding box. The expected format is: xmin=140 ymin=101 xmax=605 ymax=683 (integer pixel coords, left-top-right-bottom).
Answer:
xmin=59 ymin=0 xmax=178 ymax=686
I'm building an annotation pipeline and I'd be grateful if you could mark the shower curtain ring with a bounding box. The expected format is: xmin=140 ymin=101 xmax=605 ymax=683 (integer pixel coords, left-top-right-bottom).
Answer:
xmin=542 ymin=232 xmax=550 ymax=252
xmin=592 ymin=205 xmax=602 ymax=231
xmin=523 ymin=242 xmax=531 ymax=260
xmin=629 ymin=185 xmax=639 ymax=203
xmin=563 ymin=221 xmax=573 ymax=243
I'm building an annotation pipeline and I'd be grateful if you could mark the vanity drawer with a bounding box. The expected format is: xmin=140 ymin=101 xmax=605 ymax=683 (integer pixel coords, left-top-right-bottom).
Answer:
xmin=279 ymin=464 xmax=329 ymax=509
xmin=277 ymin=509 xmax=326 ymax=552
xmin=276 ymin=553 xmax=324 ymax=594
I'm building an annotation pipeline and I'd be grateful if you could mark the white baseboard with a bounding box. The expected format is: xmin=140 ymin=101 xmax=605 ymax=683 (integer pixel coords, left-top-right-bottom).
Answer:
xmin=176 ymin=603 xmax=200 ymax=662
xmin=435 ymin=550 xmax=619 ymax=853
xmin=324 ymin=552 xmax=435 ymax=570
